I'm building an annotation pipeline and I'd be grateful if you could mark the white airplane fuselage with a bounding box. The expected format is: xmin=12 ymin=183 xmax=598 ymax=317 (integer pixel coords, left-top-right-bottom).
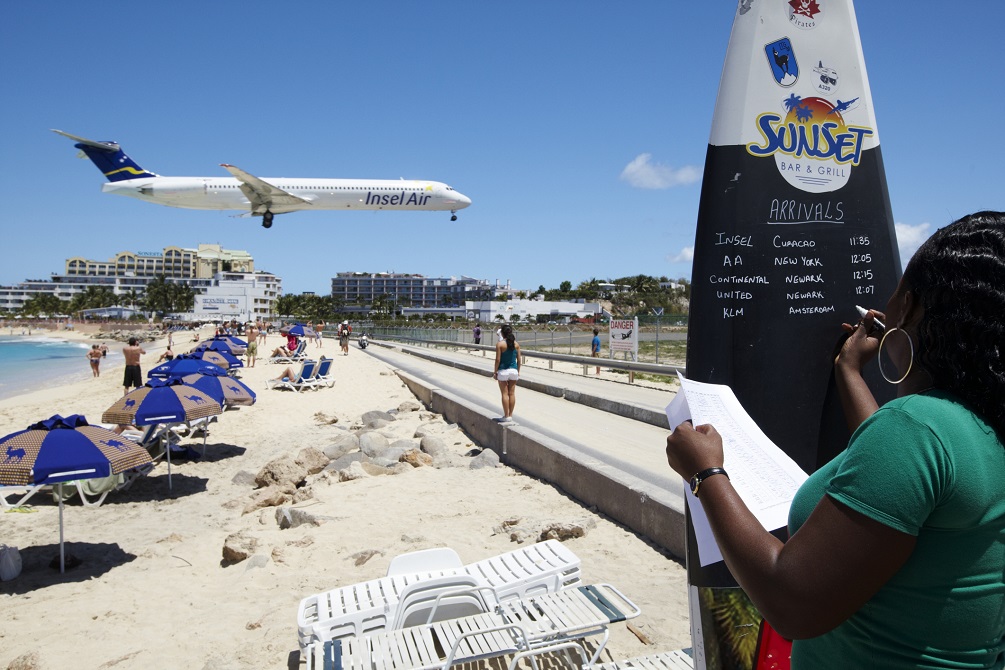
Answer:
xmin=102 ymin=176 xmax=469 ymax=215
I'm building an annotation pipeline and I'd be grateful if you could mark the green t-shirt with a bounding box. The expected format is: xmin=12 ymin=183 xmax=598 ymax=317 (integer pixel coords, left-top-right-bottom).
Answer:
xmin=788 ymin=390 xmax=1005 ymax=669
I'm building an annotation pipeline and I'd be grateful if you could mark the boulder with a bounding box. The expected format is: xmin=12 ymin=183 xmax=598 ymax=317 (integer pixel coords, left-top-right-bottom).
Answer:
xmin=419 ymin=436 xmax=448 ymax=456
xmin=469 ymin=449 xmax=500 ymax=470
xmin=412 ymin=424 xmax=441 ymax=439
xmin=397 ymin=400 xmax=422 ymax=413
xmin=400 ymin=449 xmax=433 ymax=468
xmin=539 ymin=519 xmax=597 ymax=541
xmin=222 ymin=532 xmax=258 ymax=564
xmin=323 ymin=433 xmax=359 ymax=460
xmin=339 ymin=461 xmax=371 ymax=481
xmin=389 ymin=438 xmax=419 ymax=452
xmin=254 ymin=454 xmax=307 ymax=489
xmin=325 ymin=451 xmax=367 ymax=472
xmin=6 ymin=652 xmax=42 ymax=670
xmin=296 ymin=446 xmax=330 ymax=475
xmin=361 ymin=462 xmax=396 ymax=476
xmin=275 ymin=506 xmax=326 ymax=530
xmin=361 ymin=410 xmax=395 ymax=424
xmin=242 ymin=486 xmax=291 ymax=515
xmin=358 ymin=431 xmax=389 ymax=457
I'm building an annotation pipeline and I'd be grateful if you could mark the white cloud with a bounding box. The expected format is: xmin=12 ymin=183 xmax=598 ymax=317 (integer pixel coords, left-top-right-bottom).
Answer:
xmin=895 ymin=221 xmax=932 ymax=268
xmin=668 ymin=246 xmax=694 ymax=263
xmin=620 ymin=153 xmax=701 ymax=189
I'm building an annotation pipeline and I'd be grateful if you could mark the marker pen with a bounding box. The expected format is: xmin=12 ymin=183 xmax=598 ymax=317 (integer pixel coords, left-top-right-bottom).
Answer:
xmin=855 ymin=305 xmax=886 ymax=332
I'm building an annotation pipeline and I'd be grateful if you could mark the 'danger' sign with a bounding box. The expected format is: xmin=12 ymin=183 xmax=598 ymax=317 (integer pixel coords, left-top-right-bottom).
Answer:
xmin=608 ymin=318 xmax=638 ymax=359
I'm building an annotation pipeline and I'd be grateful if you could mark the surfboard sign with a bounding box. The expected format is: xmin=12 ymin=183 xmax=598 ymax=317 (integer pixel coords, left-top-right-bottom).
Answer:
xmin=685 ymin=1 xmax=901 ymax=667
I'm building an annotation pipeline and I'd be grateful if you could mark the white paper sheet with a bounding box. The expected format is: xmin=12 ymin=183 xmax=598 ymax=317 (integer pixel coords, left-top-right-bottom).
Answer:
xmin=666 ymin=375 xmax=809 ymax=566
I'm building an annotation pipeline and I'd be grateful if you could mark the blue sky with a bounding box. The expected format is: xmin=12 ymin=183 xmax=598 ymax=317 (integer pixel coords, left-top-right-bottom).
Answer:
xmin=1 ymin=2 xmax=1001 ymax=295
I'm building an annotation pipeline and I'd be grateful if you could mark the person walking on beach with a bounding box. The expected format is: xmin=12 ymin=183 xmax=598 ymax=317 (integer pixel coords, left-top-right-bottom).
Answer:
xmin=122 ymin=337 xmax=146 ymax=396
xmin=493 ymin=325 xmax=520 ymax=423
xmin=339 ymin=321 xmax=351 ymax=356
xmin=87 ymin=344 xmax=102 ymax=377
xmin=591 ymin=328 xmax=602 ymax=374
xmin=316 ymin=321 xmax=325 ymax=348
xmin=100 ymin=342 xmax=108 ymax=358
xmin=245 ymin=322 xmax=258 ymax=367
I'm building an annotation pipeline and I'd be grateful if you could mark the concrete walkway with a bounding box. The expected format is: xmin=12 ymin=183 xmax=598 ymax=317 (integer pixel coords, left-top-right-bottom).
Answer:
xmin=364 ymin=340 xmax=688 ymax=559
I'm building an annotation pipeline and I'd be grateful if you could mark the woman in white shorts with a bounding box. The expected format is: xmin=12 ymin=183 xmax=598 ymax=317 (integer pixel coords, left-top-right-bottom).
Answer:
xmin=493 ymin=324 xmax=521 ymax=422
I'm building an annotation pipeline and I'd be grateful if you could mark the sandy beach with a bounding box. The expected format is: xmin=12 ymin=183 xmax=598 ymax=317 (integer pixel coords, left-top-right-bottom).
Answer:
xmin=0 ymin=328 xmax=690 ymax=669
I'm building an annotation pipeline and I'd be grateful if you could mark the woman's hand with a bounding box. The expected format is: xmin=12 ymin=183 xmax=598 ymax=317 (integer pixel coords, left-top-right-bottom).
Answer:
xmin=665 ymin=422 xmax=724 ymax=480
xmin=835 ymin=309 xmax=885 ymax=372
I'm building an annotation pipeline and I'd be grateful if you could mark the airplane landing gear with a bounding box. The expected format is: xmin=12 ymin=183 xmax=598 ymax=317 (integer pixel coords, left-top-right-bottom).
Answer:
xmin=262 ymin=211 xmax=274 ymax=229
xmin=450 ymin=210 xmax=458 ymax=222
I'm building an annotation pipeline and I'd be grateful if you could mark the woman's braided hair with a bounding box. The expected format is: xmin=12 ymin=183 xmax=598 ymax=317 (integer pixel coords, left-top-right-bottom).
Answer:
xmin=903 ymin=211 xmax=1005 ymax=436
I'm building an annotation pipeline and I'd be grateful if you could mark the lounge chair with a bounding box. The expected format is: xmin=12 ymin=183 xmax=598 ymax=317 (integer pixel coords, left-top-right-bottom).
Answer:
xmin=297 ymin=539 xmax=582 ymax=652
xmin=308 ymin=583 xmax=641 ymax=670
xmin=304 ymin=357 xmax=334 ymax=389
xmin=508 ymin=643 xmax=695 ymax=670
xmin=2 ymin=425 xmax=166 ymax=509
xmin=269 ymin=340 xmax=307 ymax=364
xmin=266 ymin=360 xmax=317 ymax=393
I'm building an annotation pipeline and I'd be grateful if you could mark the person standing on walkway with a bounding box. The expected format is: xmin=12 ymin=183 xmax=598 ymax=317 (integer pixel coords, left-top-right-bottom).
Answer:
xmin=493 ymin=324 xmax=521 ymax=422
xmin=122 ymin=337 xmax=146 ymax=396
xmin=591 ymin=328 xmax=602 ymax=374
xmin=473 ymin=324 xmax=482 ymax=345
xmin=87 ymin=344 xmax=102 ymax=377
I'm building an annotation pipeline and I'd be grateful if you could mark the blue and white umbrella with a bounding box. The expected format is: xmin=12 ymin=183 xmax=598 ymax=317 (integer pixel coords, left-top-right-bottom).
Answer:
xmin=148 ymin=356 xmax=229 ymax=379
xmin=195 ymin=338 xmax=245 ymax=355
xmin=0 ymin=414 xmax=153 ymax=572
xmin=101 ymin=379 xmax=221 ymax=489
xmin=281 ymin=323 xmax=316 ymax=338
xmin=185 ymin=348 xmax=243 ymax=370
xmin=177 ymin=368 xmax=256 ymax=408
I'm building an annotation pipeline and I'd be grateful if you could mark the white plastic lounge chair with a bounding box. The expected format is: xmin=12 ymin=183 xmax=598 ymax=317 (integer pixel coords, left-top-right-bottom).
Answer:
xmin=308 ymin=583 xmax=641 ymax=670
xmin=266 ymin=360 xmax=317 ymax=392
xmin=297 ymin=539 xmax=582 ymax=653
xmin=386 ymin=547 xmax=463 ymax=577
xmin=507 ymin=643 xmax=695 ymax=670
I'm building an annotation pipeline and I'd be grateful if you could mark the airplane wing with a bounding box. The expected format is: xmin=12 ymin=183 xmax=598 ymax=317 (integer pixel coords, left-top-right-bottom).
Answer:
xmin=219 ymin=163 xmax=312 ymax=211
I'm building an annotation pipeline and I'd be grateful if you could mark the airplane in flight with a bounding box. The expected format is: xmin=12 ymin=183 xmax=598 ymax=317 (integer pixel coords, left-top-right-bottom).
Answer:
xmin=53 ymin=130 xmax=471 ymax=228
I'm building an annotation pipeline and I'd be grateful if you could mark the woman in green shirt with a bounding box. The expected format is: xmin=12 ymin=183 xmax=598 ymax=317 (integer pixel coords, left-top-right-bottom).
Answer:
xmin=665 ymin=211 xmax=1005 ymax=668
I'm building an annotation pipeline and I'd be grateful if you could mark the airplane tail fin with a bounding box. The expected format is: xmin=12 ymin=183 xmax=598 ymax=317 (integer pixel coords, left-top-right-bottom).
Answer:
xmin=52 ymin=129 xmax=158 ymax=181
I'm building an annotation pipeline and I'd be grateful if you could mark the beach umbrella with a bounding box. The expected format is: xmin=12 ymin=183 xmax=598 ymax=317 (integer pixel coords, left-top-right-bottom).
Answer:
xmin=147 ymin=356 xmax=229 ymax=379
xmin=281 ymin=323 xmax=316 ymax=338
xmin=213 ymin=335 xmax=248 ymax=347
xmin=186 ymin=348 xmax=243 ymax=370
xmin=178 ymin=368 xmax=256 ymax=408
xmin=0 ymin=414 xmax=153 ymax=573
xmin=101 ymin=378 xmax=222 ymax=489
xmin=195 ymin=338 xmax=245 ymax=356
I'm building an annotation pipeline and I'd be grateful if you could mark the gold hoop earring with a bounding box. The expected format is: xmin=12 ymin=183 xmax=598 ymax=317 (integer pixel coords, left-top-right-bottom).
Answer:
xmin=878 ymin=327 xmax=914 ymax=385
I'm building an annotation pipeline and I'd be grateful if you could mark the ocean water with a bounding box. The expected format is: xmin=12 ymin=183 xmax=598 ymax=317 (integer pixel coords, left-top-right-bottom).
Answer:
xmin=0 ymin=336 xmax=106 ymax=402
